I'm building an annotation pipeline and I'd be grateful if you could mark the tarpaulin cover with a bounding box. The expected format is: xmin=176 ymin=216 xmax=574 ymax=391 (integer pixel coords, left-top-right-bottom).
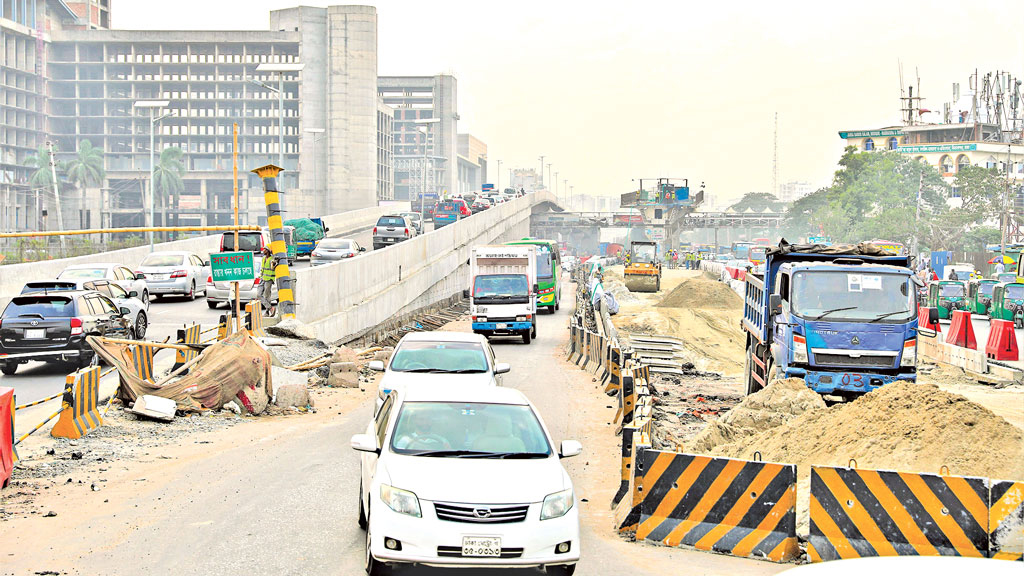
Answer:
xmin=1 ymin=387 xmax=14 ymax=487
xmin=87 ymin=331 xmax=272 ymax=412
xmin=768 ymin=238 xmax=898 ymax=257
xmin=284 ymin=218 xmax=326 ymax=242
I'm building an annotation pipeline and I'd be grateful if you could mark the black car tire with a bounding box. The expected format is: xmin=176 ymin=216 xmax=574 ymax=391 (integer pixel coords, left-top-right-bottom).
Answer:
xmin=134 ymin=311 xmax=148 ymax=339
xmin=142 ymin=290 xmax=149 ymax=305
xmin=357 ymin=481 xmax=368 ymax=529
xmin=547 ymin=565 xmax=576 ymax=576
xmin=0 ymin=362 xmax=16 ymax=376
xmin=207 ymin=300 xmax=220 ymax=309
xmin=187 ymin=281 xmax=196 ymax=301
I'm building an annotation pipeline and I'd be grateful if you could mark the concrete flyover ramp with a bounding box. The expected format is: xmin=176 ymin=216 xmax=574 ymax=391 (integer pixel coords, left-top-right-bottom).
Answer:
xmin=293 ymin=191 xmax=558 ymax=343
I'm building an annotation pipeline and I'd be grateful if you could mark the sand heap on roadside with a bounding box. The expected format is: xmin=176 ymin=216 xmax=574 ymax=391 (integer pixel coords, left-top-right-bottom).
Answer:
xmin=687 ymin=378 xmax=826 ymax=454
xmin=656 ymin=277 xmax=743 ymax=310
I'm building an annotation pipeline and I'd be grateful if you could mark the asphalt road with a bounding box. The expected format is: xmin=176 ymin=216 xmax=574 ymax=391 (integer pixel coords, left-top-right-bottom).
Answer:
xmin=0 ymin=226 xmax=387 ymax=404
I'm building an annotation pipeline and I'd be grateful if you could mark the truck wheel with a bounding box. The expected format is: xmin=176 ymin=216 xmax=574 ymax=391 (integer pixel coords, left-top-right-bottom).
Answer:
xmin=532 ymin=323 xmax=537 ymax=339
xmin=743 ymin=343 xmax=763 ymax=396
xmin=522 ymin=330 xmax=532 ymax=345
xmin=0 ymin=362 xmax=16 ymax=376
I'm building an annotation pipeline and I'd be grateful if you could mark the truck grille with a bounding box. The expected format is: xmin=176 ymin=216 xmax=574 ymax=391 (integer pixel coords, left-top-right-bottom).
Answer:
xmin=434 ymin=502 xmax=530 ymax=524
xmin=813 ymin=353 xmax=895 ymax=369
xmin=437 ymin=546 xmax=524 ymax=558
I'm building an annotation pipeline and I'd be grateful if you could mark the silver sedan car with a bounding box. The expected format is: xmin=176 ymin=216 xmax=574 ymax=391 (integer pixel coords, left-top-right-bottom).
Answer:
xmin=311 ymin=238 xmax=366 ymax=266
xmin=136 ymin=251 xmax=210 ymax=301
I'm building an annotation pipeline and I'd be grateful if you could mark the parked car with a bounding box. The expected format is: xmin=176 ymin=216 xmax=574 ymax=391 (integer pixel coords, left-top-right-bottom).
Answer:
xmin=135 ymin=251 xmax=209 ymax=301
xmin=368 ymin=331 xmax=509 ymax=411
xmin=311 ymin=238 xmax=366 ymax=266
xmin=398 ymin=212 xmax=424 ymax=234
xmin=373 ymin=215 xmax=417 ymax=250
xmin=205 ymin=254 xmax=277 ymax=310
xmin=471 ymin=197 xmax=492 ymax=213
xmin=57 ymin=263 xmax=149 ymax=305
xmin=21 ymin=280 xmax=150 ymax=339
xmin=353 ymin=385 xmax=581 ymax=575
xmin=0 ymin=290 xmax=135 ymax=374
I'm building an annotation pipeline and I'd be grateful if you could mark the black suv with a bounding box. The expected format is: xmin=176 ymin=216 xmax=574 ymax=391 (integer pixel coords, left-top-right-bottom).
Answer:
xmin=0 ymin=290 xmax=133 ymax=375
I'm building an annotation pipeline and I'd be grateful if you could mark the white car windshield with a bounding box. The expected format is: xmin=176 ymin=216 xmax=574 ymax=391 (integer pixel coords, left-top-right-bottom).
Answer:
xmin=58 ymin=268 xmax=107 ymax=279
xmin=390 ymin=402 xmax=551 ymax=458
xmin=389 ymin=341 xmax=488 ymax=373
xmin=140 ymin=254 xmax=184 ymax=266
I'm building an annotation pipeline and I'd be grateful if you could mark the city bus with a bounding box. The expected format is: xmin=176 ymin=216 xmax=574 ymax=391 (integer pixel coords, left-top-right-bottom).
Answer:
xmin=505 ymin=238 xmax=561 ymax=313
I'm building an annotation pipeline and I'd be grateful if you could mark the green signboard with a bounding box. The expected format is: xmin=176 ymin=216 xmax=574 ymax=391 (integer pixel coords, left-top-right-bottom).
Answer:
xmin=838 ymin=129 xmax=904 ymax=139
xmin=897 ymin=143 xmax=977 ymax=154
xmin=210 ymin=251 xmax=255 ymax=282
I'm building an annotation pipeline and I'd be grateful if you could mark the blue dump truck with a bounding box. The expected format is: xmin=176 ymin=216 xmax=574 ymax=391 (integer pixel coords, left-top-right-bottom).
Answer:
xmin=742 ymin=242 xmax=923 ymax=398
xmin=285 ymin=217 xmax=328 ymax=258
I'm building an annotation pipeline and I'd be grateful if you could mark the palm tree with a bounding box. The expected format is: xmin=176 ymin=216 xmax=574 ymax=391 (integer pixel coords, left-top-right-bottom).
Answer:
xmin=65 ymin=140 xmax=105 ymax=228
xmin=23 ymin=145 xmax=61 ymax=189
xmin=153 ymin=146 xmax=185 ymax=238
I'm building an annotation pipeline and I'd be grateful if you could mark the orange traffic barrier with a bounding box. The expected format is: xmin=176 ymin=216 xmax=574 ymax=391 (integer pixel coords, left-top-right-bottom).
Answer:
xmin=918 ymin=306 xmax=941 ymax=334
xmin=985 ymin=319 xmax=1019 ymax=362
xmin=945 ymin=309 xmax=977 ymax=349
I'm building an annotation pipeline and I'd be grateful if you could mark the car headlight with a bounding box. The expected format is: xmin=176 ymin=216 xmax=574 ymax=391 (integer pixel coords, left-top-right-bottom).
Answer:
xmin=380 ymin=484 xmax=421 ymax=518
xmin=901 ymin=338 xmax=916 ymax=367
xmin=540 ymin=488 xmax=574 ymax=520
xmin=793 ymin=334 xmax=808 ymax=363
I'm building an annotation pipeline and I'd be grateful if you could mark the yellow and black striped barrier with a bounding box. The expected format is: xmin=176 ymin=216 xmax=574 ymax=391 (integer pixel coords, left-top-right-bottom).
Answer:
xmin=614 ymin=424 xmax=650 ymax=536
xmin=130 ymin=343 xmax=158 ymax=382
xmin=808 ymin=465 xmax=989 ymax=561
xmin=51 ymin=366 xmax=103 ymax=440
xmin=990 ymin=479 xmax=1024 ymax=561
xmin=245 ymin=301 xmax=267 ymax=337
xmin=604 ymin=346 xmax=623 ymax=395
xmin=14 ymin=387 xmax=70 ymax=410
xmin=172 ymin=324 xmax=202 ymax=373
xmin=636 ymin=451 xmax=799 ymax=562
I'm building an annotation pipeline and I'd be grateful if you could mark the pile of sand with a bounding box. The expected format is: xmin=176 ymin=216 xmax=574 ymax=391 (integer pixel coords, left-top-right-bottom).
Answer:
xmin=656 ymin=278 xmax=743 ymax=310
xmin=706 ymin=381 xmax=1024 ymax=481
xmin=687 ymin=378 xmax=826 ymax=454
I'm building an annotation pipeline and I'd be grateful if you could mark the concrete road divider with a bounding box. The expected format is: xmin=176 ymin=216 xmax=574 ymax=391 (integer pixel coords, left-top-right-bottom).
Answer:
xmin=985 ymin=320 xmax=1019 ymax=362
xmin=172 ymin=324 xmax=202 ymax=373
xmin=51 ymin=366 xmax=104 ymax=440
xmin=1 ymin=387 xmax=14 ymax=488
xmin=245 ymin=302 xmax=266 ymax=336
xmin=614 ymin=424 xmax=650 ymax=536
xmin=809 ymin=465 xmax=989 ymax=561
xmin=989 ymin=480 xmax=1024 ymax=561
xmin=131 ymin=343 xmax=158 ymax=382
xmin=946 ymin=310 xmax=978 ymax=349
xmin=636 ymin=451 xmax=799 ymax=562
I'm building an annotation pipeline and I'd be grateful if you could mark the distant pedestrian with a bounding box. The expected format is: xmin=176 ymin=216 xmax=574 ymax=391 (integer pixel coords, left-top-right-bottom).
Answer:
xmin=995 ymin=261 xmax=1006 ymax=275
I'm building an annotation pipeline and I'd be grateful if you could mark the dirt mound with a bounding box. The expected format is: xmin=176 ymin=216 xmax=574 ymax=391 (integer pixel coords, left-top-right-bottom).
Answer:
xmin=687 ymin=378 xmax=826 ymax=454
xmin=656 ymin=277 xmax=743 ymax=310
xmin=709 ymin=381 xmax=1024 ymax=480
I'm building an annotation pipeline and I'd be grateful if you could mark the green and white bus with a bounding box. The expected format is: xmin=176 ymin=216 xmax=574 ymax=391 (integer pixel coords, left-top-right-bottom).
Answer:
xmin=506 ymin=238 xmax=561 ymax=313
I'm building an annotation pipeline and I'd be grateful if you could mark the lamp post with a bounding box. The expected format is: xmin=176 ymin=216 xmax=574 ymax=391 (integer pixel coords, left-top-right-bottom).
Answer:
xmin=134 ymin=99 xmax=169 ymax=251
xmin=554 ymin=171 xmax=559 ymax=202
xmin=538 ymin=155 xmax=545 ymax=187
xmin=496 ymin=159 xmax=502 ymax=191
xmin=412 ymin=118 xmax=440 ymax=224
xmin=304 ymin=128 xmax=325 ymax=213
xmin=547 ymin=164 xmax=552 ymax=196
xmin=254 ymin=63 xmax=304 ymax=214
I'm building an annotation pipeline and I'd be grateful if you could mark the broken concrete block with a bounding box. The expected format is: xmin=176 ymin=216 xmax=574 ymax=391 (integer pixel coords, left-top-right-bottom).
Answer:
xmin=128 ymin=395 xmax=176 ymax=422
xmin=373 ymin=351 xmax=390 ymax=362
xmin=275 ymin=383 xmax=312 ymax=408
xmin=331 ymin=346 xmax=358 ymax=363
xmin=236 ymin=379 xmax=270 ymax=415
xmin=327 ymin=371 xmax=359 ymax=388
xmin=330 ymin=361 xmax=357 ymax=374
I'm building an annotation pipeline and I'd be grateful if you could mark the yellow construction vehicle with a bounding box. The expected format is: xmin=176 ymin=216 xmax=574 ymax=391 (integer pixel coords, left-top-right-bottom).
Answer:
xmin=624 ymin=241 xmax=661 ymax=292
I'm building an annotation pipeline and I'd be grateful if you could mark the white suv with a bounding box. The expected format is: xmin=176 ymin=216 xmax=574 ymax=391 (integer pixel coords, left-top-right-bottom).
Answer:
xmin=369 ymin=331 xmax=509 ymax=411
xmin=352 ymin=385 xmax=581 ymax=575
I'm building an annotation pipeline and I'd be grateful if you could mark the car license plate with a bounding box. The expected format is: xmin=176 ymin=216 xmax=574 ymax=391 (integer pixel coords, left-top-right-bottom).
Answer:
xmin=152 ymin=273 xmax=168 ymax=280
xmin=24 ymin=328 xmax=45 ymax=339
xmin=462 ymin=536 xmax=501 ymax=557
xmin=496 ymin=323 xmax=507 ymax=329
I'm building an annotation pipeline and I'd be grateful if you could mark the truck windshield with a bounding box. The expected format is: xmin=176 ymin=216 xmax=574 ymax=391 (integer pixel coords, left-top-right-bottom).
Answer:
xmin=474 ymin=274 xmax=528 ymax=297
xmin=792 ymin=271 xmax=914 ymax=322
xmin=940 ymin=284 xmax=965 ymax=297
xmin=632 ymin=245 xmax=656 ymax=263
xmin=1006 ymin=285 xmax=1024 ymax=300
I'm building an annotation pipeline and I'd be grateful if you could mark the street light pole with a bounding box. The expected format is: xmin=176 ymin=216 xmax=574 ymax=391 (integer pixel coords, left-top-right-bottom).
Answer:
xmin=134 ymin=99 xmax=169 ymax=252
xmin=538 ymin=156 xmax=545 ymax=187
xmin=554 ymin=171 xmax=559 ymax=201
xmin=496 ymin=159 xmax=502 ymax=191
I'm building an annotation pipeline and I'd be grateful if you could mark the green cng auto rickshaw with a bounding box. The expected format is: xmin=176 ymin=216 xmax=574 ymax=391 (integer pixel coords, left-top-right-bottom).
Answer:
xmin=967 ymin=279 xmax=998 ymax=315
xmin=988 ymin=282 xmax=1024 ymax=328
xmin=927 ymin=280 xmax=968 ymax=320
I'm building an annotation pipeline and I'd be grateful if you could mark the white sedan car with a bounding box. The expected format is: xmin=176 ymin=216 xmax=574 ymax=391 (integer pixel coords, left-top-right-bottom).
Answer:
xmin=136 ymin=250 xmax=210 ymax=300
xmin=353 ymin=385 xmax=581 ymax=575
xmin=369 ymin=331 xmax=509 ymax=411
xmin=57 ymin=263 xmax=149 ymax=304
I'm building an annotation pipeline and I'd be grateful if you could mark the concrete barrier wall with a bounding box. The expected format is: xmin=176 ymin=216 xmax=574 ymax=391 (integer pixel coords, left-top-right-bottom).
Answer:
xmin=293 ymin=192 xmax=553 ymax=342
xmin=321 ymin=202 xmax=410 ymax=237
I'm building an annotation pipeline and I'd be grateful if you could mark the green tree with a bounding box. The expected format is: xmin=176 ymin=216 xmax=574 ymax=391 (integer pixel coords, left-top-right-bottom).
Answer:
xmin=65 ymin=140 xmax=106 ymax=227
xmin=729 ymin=192 xmax=786 ymax=213
xmin=153 ymin=147 xmax=185 ymax=237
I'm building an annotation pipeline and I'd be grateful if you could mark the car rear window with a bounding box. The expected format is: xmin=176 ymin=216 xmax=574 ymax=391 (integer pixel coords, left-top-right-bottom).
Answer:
xmin=141 ymin=254 xmax=184 ymax=266
xmin=436 ymin=202 xmax=458 ymax=214
xmin=320 ymin=239 xmax=351 ymax=249
xmin=58 ymin=268 xmax=106 ymax=279
xmin=223 ymin=232 xmax=262 ymax=252
xmin=4 ymin=296 xmax=76 ymax=318
xmin=377 ymin=217 xmax=405 ymax=227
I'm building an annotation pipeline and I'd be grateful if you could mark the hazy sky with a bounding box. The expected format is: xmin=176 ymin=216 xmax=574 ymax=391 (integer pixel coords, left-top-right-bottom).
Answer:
xmin=117 ymin=0 xmax=1023 ymax=205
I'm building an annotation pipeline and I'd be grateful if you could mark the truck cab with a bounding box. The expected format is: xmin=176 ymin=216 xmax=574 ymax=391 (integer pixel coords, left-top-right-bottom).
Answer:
xmin=743 ymin=246 xmax=920 ymax=398
xmin=466 ymin=245 xmax=539 ymax=344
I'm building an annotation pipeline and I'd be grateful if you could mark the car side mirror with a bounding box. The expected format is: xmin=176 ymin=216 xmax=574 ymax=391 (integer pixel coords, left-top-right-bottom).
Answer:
xmin=559 ymin=440 xmax=583 ymax=459
xmin=928 ymin=307 xmax=939 ymax=325
xmin=462 ymin=289 xmax=470 ymax=299
xmin=119 ymin=307 xmax=131 ymax=316
xmin=494 ymin=362 xmax=511 ymax=375
xmin=359 ymin=247 xmax=366 ymax=252
xmin=203 ymin=260 xmax=211 ymax=267
xmin=368 ymin=360 xmax=385 ymax=372
xmin=350 ymin=434 xmax=379 ymax=454
xmin=769 ymin=294 xmax=782 ymax=315
xmin=533 ymin=284 xmax=539 ymax=294
xmin=128 ymin=290 xmax=139 ymax=298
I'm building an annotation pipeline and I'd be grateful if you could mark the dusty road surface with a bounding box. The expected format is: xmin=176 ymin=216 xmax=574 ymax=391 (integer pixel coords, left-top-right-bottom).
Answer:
xmin=0 ymin=291 xmax=785 ymax=576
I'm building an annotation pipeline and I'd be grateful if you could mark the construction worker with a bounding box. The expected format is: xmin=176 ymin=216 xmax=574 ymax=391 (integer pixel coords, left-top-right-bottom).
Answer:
xmin=258 ymin=247 xmax=276 ymax=315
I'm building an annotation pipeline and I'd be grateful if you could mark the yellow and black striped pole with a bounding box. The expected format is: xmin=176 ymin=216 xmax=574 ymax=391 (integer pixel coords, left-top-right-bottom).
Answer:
xmin=252 ymin=164 xmax=295 ymax=319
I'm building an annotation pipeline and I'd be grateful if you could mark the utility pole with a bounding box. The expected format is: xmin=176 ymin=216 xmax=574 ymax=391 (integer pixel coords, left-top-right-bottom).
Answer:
xmin=538 ymin=156 xmax=545 ymax=188
xmin=496 ymin=159 xmax=502 ymax=191
xmin=1002 ymin=141 xmax=1012 ymax=260
xmin=46 ymin=140 xmax=65 ymax=252
xmin=547 ymin=164 xmax=552 ymax=196
xmin=554 ymin=171 xmax=559 ymax=203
